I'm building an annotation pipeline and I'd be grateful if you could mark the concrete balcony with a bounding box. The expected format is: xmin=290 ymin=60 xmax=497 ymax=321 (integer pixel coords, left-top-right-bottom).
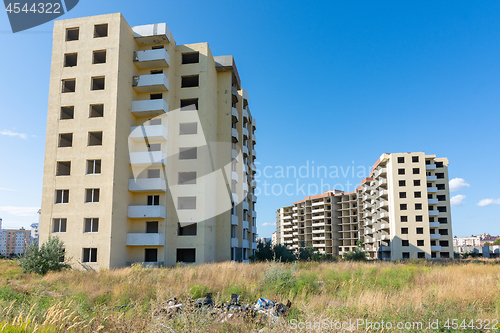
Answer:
xmin=252 ymin=149 xmax=256 ymax=157
xmin=431 ymin=245 xmax=442 ymax=252
xmin=134 ymin=48 xmax=170 ymax=68
xmin=232 ymin=193 xmax=238 ymax=203
xmin=430 ymin=234 xmax=441 ymax=240
xmin=133 ymin=23 xmax=170 ymax=45
xmin=243 ymin=182 xmax=249 ymax=192
xmin=375 ymin=179 xmax=387 ymax=188
xmin=133 ymin=73 xmax=169 ymax=92
xmin=379 ymin=246 xmax=391 ymax=252
xmin=242 ymin=127 xmax=249 ymax=138
xmin=243 ymin=146 xmax=249 ymax=157
xmin=379 ymin=200 xmax=388 ymax=208
xmin=131 ymin=99 xmax=169 ymax=117
xmin=128 ymin=205 xmax=165 ymax=219
xmin=130 ymin=125 xmax=168 ymax=142
xmin=231 ymin=128 xmax=239 ymax=142
xmin=429 ymin=222 xmax=440 ymax=228
xmin=375 ymin=168 xmax=387 ymax=178
xmin=427 ymin=175 xmax=437 ymax=182
xmin=231 ymin=238 xmax=238 ymax=248
xmin=251 ymin=195 xmax=257 ymax=203
xmin=363 ymin=203 xmax=371 ymax=209
xmin=251 ymin=180 xmax=257 ymax=188
xmin=426 ymin=164 xmax=437 ymax=171
xmin=380 ymin=223 xmax=389 ymax=230
xmin=312 ymin=208 xmax=324 ymax=213
xmin=312 ymin=236 xmax=326 ymax=241
xmin=427 ymin=187 xmax=438 ymax=193
xmin=129 ymin=151 xmax=166 ymax=167
xmin=252 ymin=242 xmax=257 ymax=250
xmin=243 ymin=108 xmax=249 ymax=121
xmin=312 ymin=229 xmax=325 ymax=234
xmin=429 ymin=209 xmax=439 ymax=216
xmin=231 ymin=149 xmax=239 ymax=161
xmin=252 ymin=211 xmax=257 ymax=218
xmin=312 ymin=215 xmax=325 ymax=220
xmin=379 ymin=212 xmax=389 ymax=219
xmin=232 ymin=86 xmax=239 ymax=100
xmin=232 ymin=107 xmax=239 ymax=122
xmin=126 ymin=233 xmax=165 ymax=246
xmin=428 ymin=198 xmax=439 ymax=205
xmin=243 ymin=201 xmax=249 ymax=211
xmin=231 ymin=171 xmax=239 ymax=183
xmin=243 ymin=221 xmax=249 ymax=230
xmin=312 ymin=201 xmax=324 ymax=206
xmin=381 ymin=235 xmax=389 ymax=241
xmin=231 ymin=214 xmax=239 ymax=226
xmin=252 ymin=133 xmax=256 ymax=144
xmin=242 ymin=240 xmax=250 ymax=249
xmin=129 ymin=178 xmax=166 ymax=192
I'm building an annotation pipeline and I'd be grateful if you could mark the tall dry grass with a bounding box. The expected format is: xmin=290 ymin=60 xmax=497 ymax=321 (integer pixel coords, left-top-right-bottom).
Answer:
xmin=0 ymin=259 xmax=499 ymax=332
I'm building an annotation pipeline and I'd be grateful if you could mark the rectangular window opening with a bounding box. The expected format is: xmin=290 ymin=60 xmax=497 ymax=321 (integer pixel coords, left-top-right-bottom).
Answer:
xmin=178 ymin=223 xmax=197 ymax=236
xmin=60 ymin=106 xmax=74 ymax=120
xmin=146 ymin=221 xmax=159 ymax=233
xmin=62 ymin=79 xmax=76 ymax=93
xmin=147 ymin=195 xmax=160 ymax=206
xmin=147 ymin=169 xmax=160 ymax=178
xmin=181 ymin=75 xmax=199 ymax=88
xmin=93 ymin=50 xmax=106 ymax=64
xmin=178 ymin=172 xmax=196 ymax=185
xmin=55 ymin=189 xmax=69 ymax=204
xmin=85 ymin=188 xmax=100 ymax=203
xmin=66 ymin=28 xmax=79 ymax=41
xmin=88 ymin=131 xmax=103 ymax=146
xmin=179 ymin=147 xmax=197 ymax=159
xmin=52 ymin=218 xmax=67 ymax=233
xmin=64 ymin=53 xmax=77 ymax=67
xmin=145 ymin=249 xmax=158 ymax=262
xmin=179 ymin=122 xmax=197 ymax=135
xmin=84 ymin=218 xmax=99 ymax=233
xmin=58 ymin=133 xmax=73 ymax=147
xmin=180 ymin=98 xmax=198 ymax=111
xmin=182 ymin=52 xmax=200 ymax=64
xmin=176 ymin=248 xmax=195 ymax=263
xmin=150 ymin=93 xmax=162 ymax=100
xmin=83 ymin=248 xmax=97 ymax=262
xmin=89 ymin=104 xmax=104 ymax=118
xmin=94 ymin=24 xmax=108 ymax=38
xmin=86 ymin=159 xmax=101 ymax=174
xmin=91 ymin=77 xmax=105 ymax=91
xmin=56 ymin=161 xmax=71 ymax=176
xmin=178 ymin=196 xmax=196 ymax=210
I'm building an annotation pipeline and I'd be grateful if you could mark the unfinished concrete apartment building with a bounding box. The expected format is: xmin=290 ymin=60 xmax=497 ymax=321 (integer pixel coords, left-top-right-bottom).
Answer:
xmin=40 ymin=13 xmax=257 ymax=270
xmin=276 ymin=152 xmax=454 ymax=260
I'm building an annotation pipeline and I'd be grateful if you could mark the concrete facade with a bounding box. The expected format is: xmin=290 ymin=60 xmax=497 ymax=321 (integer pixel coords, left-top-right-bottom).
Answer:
xmin=40 ymin=13 xmax=257 ymax=270
xmin=276 ymin=152 xmax=454 ymax=260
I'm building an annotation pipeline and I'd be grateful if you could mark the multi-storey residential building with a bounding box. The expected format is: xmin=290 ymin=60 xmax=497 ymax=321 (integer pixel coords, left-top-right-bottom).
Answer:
xmin=276 ymin=152 xmax=454 ymax=260
xmin=0 ymin=227 xmax=32 ymax=257
xmin=39 ymin=13 xmax=257 ymax=270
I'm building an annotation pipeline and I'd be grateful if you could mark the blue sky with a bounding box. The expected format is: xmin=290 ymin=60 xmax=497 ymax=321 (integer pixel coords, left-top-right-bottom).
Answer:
xmin=0 ymin=1 xmax=499 ymax=238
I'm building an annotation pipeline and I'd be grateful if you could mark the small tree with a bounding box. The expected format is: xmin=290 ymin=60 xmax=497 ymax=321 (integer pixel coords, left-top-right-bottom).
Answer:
xmin=19 ymin=236 xmax=70 ymax=275
xmin=343 ymin=239 xmax=367 ymax=261
xmin=493 ymin=239 xmax=500 ymax=246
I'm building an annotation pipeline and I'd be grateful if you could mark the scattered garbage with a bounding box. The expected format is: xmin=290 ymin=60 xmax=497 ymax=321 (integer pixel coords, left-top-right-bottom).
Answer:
xmin=152 ymin=293 xmax=292 ymax=326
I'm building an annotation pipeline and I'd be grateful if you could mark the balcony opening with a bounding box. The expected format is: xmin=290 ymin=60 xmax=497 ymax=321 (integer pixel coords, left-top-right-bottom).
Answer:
xmin=60 ymin=106 xmax=74 ymax=120
xmin=178 ymin=172 xmax=196 ymax=185
xmin=182 ymin=52 xmax=199 ymax=64
xmin=94 ymin=24 xmax=108 ymax=38
xmin=64 ymin=53 xmax=77 ymax=67
xmin=93 ymin=50 xmax=106 ymax=64
xmin=149 ymin=118 xmax=161 ymax=125
xmin=89 ymin=104 xmax=104 ymax=118
xmin=91 ymin=77 xmax=105 ymax=91
xmin=88 ymin=131 xmax=103 ymax=146
xmin=62 ymin=79 xmax=76 ymax=93
xmin=85 ymin=188 xmax=100 ymax=203
xmin=180 ymin=98 xmax=198 ymax=111
xmin=152 ymin=45 xmax=164 ymax=50
xmin=178 ymin=223 xmax=197 ymax=236
xmin=147 ymin=143 xmax=161 ymax=151
xmin=66 ymin=28 xmax=79 ymax=41
xmin=147 ymin=195 xmax=159 ymax=206
xmin=151 ymin=69 xmax=163 ymax=74
xmin=146 ymin=221 xmax=159 ymax=233
xmin=150 ymin=93 xmax=162 ymax=100
xmin=55 ymin=189 xmax=69 ymax=204
xmin=176 ymin=248 xmax=195 ymax=263
xmin=178 ymin=196 xmax=196 ymax=210
xmin=58 ymin=133 xmax=73 ymax=147
xmin=147 ymin=169 xmax=160 ymax=178
xmin=84 ymin=218 xmax=99 ymax=233
xmin=243 ymin=99 xmax=248 ymax=109
xmin=145 ymin=249 xmax=158 ymax=262
xmin=52 ymin=218 xmax=67 ymax=233
xmin=86 ymin=159 xmax=101 ymax=174
xmin=179 ymin=147 xmax=197 ymax=160
xmin=181 ymin=75 xmax=199 ymax=88
xmin=83 ymin=248 xmax=97 ymax=263
xmin=179 ymin=122 xmax=197 ymax=135
xmin=56 ymin=161 xmax=71 ymax=176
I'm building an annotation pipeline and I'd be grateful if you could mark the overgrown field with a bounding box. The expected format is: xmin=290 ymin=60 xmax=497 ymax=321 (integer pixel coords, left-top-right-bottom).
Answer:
xmin=1 ymin=259 xmax=499 ymax=332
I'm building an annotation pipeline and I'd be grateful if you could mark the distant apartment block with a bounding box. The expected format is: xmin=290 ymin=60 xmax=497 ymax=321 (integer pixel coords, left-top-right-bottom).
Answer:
xmin=453 ymin=234 xmax=499 ymax=247
xmin=0 ymin=227 xmax=32 ymax=257
xmin=39 ymin=13 xmax=257 ymax=270
xmin=276 ymin=152 xmax=454 ymax=260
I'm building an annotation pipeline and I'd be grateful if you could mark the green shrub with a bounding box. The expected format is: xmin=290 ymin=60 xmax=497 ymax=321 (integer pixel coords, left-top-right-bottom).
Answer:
xmin=261 ymin=262 xmax=297 ymax=296
xmin=189 ymin=284 xmax=210 ymax=299
xmin=18 ymin=237 xmax=70 ymax=275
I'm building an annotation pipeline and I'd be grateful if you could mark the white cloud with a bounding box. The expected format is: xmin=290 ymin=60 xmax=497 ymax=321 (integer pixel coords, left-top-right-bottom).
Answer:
xmin=451 ymin=195 xmax=466 ymax=207
xmin=0 ymin=188 xmax=15 ymax=192
xmin=449 ymin=178 xmax=470 ymax=192
xmin=0 ymin=130 xmax=28 ymax=140
xmin=0 ymin=206 xmax=40 ymax=216
xmin=477 ymin=198 xmax=500 ymax=207
xmin=261 ymin=222 xmax=276 ymax=227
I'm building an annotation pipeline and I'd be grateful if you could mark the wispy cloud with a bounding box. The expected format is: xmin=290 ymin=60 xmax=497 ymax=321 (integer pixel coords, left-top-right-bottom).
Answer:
xmin=0 ymin=188 xmax=15 ymax=192
xmin=449 ymin=178 xmax=470 ymax=192
xmin=451 ymin=194 xmax=466 ymax=207
xmin=477 ymin=198 xmax=500 ymax=207
xmin=0 ymin=206 xmax=39 ymax=216
xmin=0 ymin=130 xmax=28 ymax=140
xmin=261 ymin=222 xmax=275 ymax=227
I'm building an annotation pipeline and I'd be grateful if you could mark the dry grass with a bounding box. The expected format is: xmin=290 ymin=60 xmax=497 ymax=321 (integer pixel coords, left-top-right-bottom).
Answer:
xmin=0 ymin=259 xmax=499 ymax=332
